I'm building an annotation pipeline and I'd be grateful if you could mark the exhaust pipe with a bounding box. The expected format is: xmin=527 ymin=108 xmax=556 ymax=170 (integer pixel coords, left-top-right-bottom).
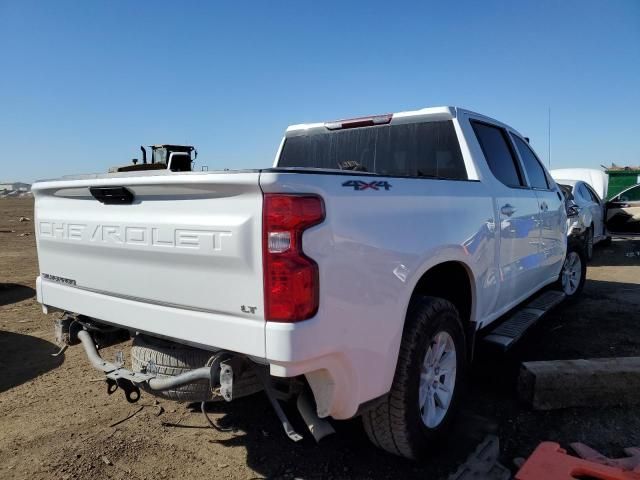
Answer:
xmin=297 ymin=391 xmax=336 ymax=442
xmin=78 ymin=328 xmax=334 ymax=442
xmin=140 ymin=146 xmax=147 ymax=164
xmin=148 ymin=367 xmax=211 ymax=390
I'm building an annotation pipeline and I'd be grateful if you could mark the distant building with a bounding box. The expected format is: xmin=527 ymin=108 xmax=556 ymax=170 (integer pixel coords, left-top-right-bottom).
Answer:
xmin=0 ymin=182 xmax=32 ymax=198
xmin=0 ymin=182 xmax=31 ymax=191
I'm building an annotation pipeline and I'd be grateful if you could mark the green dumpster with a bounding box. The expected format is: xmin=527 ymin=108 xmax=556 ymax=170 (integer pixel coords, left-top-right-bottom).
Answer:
xmin=605 ymin=168 xmax=640 ymax=199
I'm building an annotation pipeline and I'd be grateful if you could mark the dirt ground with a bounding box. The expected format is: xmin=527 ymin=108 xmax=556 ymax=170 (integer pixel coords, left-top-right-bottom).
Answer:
xmin=1 ymin=197 xmax=639 ymax=480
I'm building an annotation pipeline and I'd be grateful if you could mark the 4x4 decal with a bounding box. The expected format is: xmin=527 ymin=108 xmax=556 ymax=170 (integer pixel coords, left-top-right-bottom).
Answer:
xmin=342 ymin=180 xmax=392 ymax=191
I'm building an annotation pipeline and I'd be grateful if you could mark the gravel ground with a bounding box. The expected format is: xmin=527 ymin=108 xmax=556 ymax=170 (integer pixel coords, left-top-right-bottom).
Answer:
xmin=1 ymin=197 xmax=639 ymax=480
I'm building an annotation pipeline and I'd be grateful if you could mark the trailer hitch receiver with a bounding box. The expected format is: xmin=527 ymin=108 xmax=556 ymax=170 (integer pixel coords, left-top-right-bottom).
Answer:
xmin=105 ymin=377 xmax=141 ymax=403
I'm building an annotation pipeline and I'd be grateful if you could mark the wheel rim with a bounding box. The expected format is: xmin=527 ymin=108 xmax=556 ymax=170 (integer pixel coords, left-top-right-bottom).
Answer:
xmin=561 ymin=251 xmax=582 ymax=295
xmin=419 ymin=331 xmax=457 ymax=429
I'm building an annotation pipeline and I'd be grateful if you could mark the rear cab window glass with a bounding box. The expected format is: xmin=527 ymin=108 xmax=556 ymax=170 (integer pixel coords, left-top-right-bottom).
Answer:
xmin=279 ymin=120 xmax=468 ymax=180
xmin=470 ymin=121 xmax=524 ymax=188
xmin=511 ymin=135 xmax=549 ymax=189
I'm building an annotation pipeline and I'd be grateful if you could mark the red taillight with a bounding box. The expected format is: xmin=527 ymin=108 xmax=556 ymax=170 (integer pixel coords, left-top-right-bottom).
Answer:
xmin=263 ymin=194 xmax=325 ymax=322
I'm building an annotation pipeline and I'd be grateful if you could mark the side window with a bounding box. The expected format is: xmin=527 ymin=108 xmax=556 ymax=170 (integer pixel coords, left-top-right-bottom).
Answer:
xmin=544 ymin=170 xmax=556 ymax=190
xmin=578 ymin=183 xmax=596 ymax=203
xmin=511 ymin=135 xmax=549 ymax=189
xmin=584 ymin=185 xmax=600 ymax=203
xmin=471 ymin=121 xmax=524 ymax=188
xmin=577 ymin=184 xmax=590 ymax=201
xmin=588 ymin=186 xmax=600 ymax=203
xmin=620 ymin=185 xmax=640 ymax=202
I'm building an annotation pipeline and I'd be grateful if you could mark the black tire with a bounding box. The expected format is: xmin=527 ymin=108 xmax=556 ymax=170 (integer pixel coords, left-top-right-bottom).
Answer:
xmin=131 ymin=335 xmax=262 ymax=402
xmin=361 ymin=296 xmax=466 ymax=459
xmin=585 ymin=226 xmax=594 ymax=261
xmin=554 ymin=242 xmax=587 ymax=301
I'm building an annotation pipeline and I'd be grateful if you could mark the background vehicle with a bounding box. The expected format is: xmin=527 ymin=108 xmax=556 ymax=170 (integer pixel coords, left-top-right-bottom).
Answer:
xmin=550 ymin=168 xmax=608 ymax=200
xmin=606 ymin=183 xmax=640 ymax=236
xmin=557 ymin=186 xmax=588 ymax=296
xmin=109 ymin=144 xmax=197 ymax=172
xmin=555 ymin=180 xmax=607 ymax=260
xmin=559 ymin=184 xmax=586 ymax=237
xmin=33 ymin=106 xmax=576 ymax=459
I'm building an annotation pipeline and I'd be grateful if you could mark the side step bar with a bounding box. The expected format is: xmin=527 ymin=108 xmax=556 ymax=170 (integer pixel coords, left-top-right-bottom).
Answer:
xmin=482 ymin=290 xmax=565 ymax=351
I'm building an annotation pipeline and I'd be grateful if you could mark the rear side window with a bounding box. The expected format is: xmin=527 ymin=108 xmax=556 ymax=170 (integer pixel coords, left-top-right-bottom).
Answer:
xmin=279 ymin=120 xmax=467 ymax=180
xmin=511 ymin=135 xmax=549 ymax=189
xmin=471 ymin=121 xmax=523 ymax=188
xmin=576 ymin=184 xmax=588 ymax=201
xmin=585 ymin=185 xmax=601 ymax=203
xmin=578 ymin=184 xmax=593 ymax=202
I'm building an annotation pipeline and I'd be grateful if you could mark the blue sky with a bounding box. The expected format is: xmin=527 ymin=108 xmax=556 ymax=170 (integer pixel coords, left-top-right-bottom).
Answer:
xmin=1 ymin=0 xmax=638 ymax=182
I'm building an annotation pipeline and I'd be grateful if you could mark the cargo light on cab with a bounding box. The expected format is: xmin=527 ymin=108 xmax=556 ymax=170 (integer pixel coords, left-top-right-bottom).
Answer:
xmin=324 ymin=114 xmax=393 ymax=130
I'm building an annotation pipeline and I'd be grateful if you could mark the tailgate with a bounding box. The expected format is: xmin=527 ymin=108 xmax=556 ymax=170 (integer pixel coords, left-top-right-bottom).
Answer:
xmin=33 ymin=172 xmax=265 ymax=328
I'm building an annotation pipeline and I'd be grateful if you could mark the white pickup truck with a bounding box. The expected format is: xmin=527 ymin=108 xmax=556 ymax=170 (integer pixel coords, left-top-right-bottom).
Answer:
xmin=33 ymin=106 xmax=582 ymax=459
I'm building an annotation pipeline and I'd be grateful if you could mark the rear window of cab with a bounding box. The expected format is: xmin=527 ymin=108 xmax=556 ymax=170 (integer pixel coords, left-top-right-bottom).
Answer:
xmin=279 ymin=120 xmax=468 ymax=180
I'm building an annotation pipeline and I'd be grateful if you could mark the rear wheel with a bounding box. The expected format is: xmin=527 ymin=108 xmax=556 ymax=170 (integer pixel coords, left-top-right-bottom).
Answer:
xmin=555 ymin=245 xmax=586 ymax=300
xmin=362 ymin=296 xmax=466 ymax=459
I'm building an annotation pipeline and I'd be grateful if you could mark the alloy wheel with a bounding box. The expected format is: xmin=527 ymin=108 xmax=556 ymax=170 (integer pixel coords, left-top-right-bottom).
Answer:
xmin=419 ymin=331 xmax=457 ymax=428
xmin=561 ymin=251 xmax=582 ymax=295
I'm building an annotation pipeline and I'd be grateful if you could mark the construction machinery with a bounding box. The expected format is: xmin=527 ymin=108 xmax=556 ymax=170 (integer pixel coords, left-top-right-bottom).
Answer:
xmin=109 ymin=145 xmax=197 ymax=173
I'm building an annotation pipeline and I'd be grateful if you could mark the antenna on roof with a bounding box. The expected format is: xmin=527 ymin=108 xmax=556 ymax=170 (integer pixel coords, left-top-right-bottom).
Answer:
xmin=548 ymin=107 xmax=551 ymax=169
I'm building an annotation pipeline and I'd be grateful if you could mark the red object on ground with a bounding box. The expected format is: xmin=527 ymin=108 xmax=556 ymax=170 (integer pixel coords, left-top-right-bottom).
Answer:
xmin=571 ymin=443 xmax=640 ymax=472
xmin=516 ymin=442 xmax=640 ymax=480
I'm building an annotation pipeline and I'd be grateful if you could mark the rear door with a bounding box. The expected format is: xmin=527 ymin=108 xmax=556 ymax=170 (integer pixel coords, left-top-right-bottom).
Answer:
xmin=606 ymin=184 xmax=640 ymax=236
xmin=510 ymin=133 xmax=565 ymax=282
xmin=470 ymin=120 xmax=543 ymax=308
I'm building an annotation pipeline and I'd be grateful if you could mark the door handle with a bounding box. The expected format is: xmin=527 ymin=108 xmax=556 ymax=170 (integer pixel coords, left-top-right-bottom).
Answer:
xmin=540 ymin=202 xmax=548 ymax=211
xmin=501 ymin=204 xmax=516 ymax=217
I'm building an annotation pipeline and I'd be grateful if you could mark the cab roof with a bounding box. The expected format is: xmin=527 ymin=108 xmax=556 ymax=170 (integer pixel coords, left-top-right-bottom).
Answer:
xmin=285 ymin=106 xmax=521 ymax=138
